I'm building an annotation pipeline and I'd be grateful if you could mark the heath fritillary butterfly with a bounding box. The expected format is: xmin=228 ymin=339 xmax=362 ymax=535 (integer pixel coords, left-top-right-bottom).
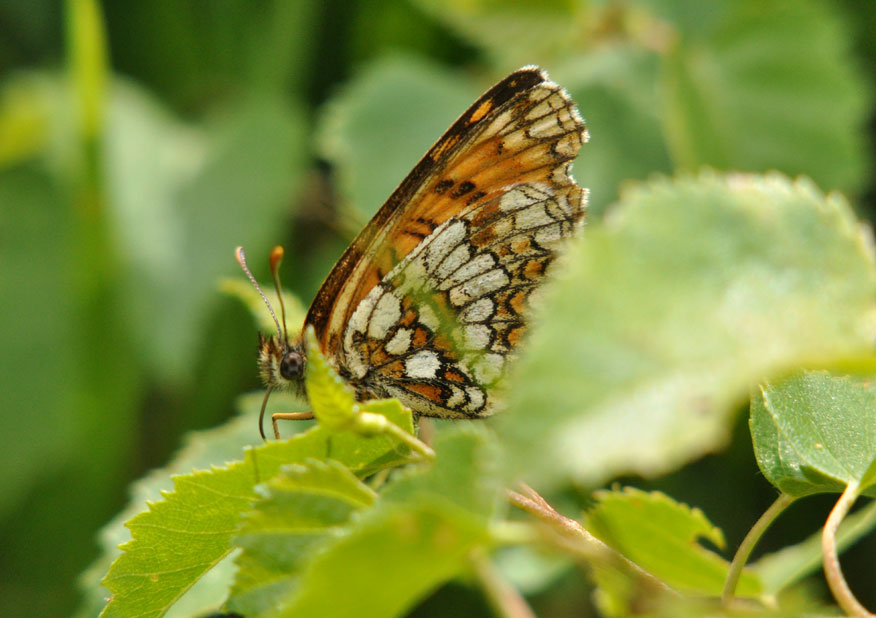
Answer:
xmin=237 ymin=66 xmax=588 ymax=439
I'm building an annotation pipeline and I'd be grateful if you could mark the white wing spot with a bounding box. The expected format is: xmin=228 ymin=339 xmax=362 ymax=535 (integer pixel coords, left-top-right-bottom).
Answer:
xmin=434 ymin=244 xmax=470 ymax=281
xmin=423 ymin=220 xmax=467 ymax=272
xmin=418 ymin=304 xmax=440 ymax=331
xmin=368 ymin=292 xmax=402 ymax=339
xmin=460 ymin=298 xmax=493 ymax=323
xmin=474 ymin=353 xmax=505 ymax=384
xmin=464 ymin=324 xmax=491 ymax=350
xmin=466 ymin=386 xmax=485 ymax=410
xmin=440 ymin=253 xmax=495 ymax=290
xmin=446 ymin=385 xmax=465 ymax=408
xmin=385 ymin=328 xmax=412 ymax=355
xmin=449 ymin=269 xmax=509 ymax=306
xmin=405 ymin=350 xmax=441 ymax=379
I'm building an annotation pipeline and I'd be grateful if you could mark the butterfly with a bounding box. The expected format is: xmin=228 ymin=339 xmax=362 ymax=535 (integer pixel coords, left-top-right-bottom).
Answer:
xmin=237 ymin=66 xmax=588 ymax=439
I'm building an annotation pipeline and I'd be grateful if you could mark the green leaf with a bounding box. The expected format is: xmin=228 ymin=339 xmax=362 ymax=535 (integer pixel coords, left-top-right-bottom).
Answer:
xmin=228 ymin=459 xmax=376 ymax=615
xmin=497 ymin=172 xmax=876 ymax=488
xmin=586 ymin=488 xmax=761 ymax=596
xmin=99 ymin=398 xmax=413 ymax=618
xmin=559 ymin=49 xmax=672 ymax=217
xmin=304 ymin=325 xmax=358 ymax=429
xmin=77 ymin=398 xmax=274 ymax=618
xmin=413 ymin=0 xmax=582 ymax=69
xmin=315 ymin=56 xmax=478 ymax=226
xmin=653 ymin=0 xmax=869 ymax=194
xmin=262 ymin=427 xmax=496 ymax=618
xmin=0 ymin=165 xmax=75 ymax=516
xmin=751 ymin=371 xmax=876 ymax=498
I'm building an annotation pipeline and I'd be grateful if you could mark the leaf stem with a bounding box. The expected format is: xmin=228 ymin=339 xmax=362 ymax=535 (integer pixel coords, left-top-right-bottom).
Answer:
xmin=722 ymin=492 xmax=794 ymax=605
xmin=383 ymin=420 xmax=435 ymax=460
xmin=507 ymin=484 xmax=672 ymax=594
xmin=470 ymin=548 xmax=537 ymax=618
xmin=823 ymin=481 xmax=873 ymax=617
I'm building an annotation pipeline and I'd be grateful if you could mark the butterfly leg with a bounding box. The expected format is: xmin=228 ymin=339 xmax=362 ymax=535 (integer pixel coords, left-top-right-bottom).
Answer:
xmin=271 ymin=411 xmax=315 ymax=439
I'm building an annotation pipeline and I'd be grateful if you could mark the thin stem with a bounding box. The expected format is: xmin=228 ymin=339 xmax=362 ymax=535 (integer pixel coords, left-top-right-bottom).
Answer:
xmin=384 ymin=421 xmax=435 ymax=460
xmin=722 ymin=493 xmax=795 ymax=605
xmin=507 ymin=484 xmax=672 ymax=595
xmin=508 ymin=484 xmax=590 ymax=539
xmin=470 ymin=548 xmax=537 ymax=618
xmin=823 ymin=481 xmax=873 ymax=617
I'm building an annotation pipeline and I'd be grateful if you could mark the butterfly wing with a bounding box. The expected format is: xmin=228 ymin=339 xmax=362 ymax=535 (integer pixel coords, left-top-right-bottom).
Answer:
xmin=305 ymin=67 xmax=587 ymax=416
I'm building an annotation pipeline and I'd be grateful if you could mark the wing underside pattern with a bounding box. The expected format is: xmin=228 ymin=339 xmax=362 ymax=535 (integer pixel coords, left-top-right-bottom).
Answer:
xmin=306 ymin=68 xmax=588 ymax=417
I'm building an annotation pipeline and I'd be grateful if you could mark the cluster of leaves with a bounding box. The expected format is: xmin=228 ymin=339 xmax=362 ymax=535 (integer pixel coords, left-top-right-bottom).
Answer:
xmin=87 ymin=171 xmax=876 ymax=617
xmin=3 ymin=0 xmax=876 ymax=616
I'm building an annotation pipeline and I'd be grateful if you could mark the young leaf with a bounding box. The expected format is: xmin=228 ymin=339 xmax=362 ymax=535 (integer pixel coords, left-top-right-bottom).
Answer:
xmin=100 ymin=399 xmax=413 ymax=618
xmin=497 ymin=172 xmax=876 ymax=488
xmin=261 ymin=427 xmax=497 ymax=618
xmin=228 ymin=459 xmax=376 ymax=615
xmin=304 ymin=325 xmax=358 ymax=430
xmin=586 ymin=488 xmax=761 ymax=597
xmin=751 ymin=371 xmax=876 ymax=498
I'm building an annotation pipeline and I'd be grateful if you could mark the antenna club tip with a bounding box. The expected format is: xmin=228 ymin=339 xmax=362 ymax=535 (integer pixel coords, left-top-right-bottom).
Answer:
xmin=270 ymin=246 xmax=285 ymax=269
xmin=234 ymin=246 xmax=246 ymax=266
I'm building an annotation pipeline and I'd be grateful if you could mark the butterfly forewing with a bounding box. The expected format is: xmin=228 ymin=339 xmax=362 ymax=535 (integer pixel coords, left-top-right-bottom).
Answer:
xmin=304 ymin=67 xmax=587 ymax=418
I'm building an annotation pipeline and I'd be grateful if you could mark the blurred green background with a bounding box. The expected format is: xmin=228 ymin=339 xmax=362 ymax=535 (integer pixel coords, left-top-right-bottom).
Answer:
xmin=1 ymin=0 xmax=875 ymax=616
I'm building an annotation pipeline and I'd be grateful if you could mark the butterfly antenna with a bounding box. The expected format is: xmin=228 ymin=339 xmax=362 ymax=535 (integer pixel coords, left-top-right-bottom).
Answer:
xmin=269 ymin=246 xmax=289 ymax=343
xmin=235 ymin=246 xmax=284 ymax=341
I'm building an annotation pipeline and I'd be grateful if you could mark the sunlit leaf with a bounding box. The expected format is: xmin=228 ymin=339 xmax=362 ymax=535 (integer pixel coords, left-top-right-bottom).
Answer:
xmin=586 ymin=488 xmax=761 ymax=596
xmin=497 ymin=172 xmax=876 ymax=488
xmin=99 ymin=400 xmax=412 ymax=618
xmin=228 ymin=459 xmax=376 ymax=614
xmin=751 ymin=371 xmax=876 ymax=498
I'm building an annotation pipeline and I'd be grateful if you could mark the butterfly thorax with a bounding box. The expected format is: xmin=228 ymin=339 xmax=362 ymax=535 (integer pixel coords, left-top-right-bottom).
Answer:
xmin=257 ymin=332 xmax=306 ymax=396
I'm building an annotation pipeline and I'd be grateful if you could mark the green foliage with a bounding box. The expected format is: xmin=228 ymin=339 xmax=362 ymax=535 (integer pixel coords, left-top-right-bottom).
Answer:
xmin=3 ymin=1 xmax=876 ymax=616
xmin=497 ymin=172 xmax=876 ymax=489
xmin=752 ymin=372 xmax=876 ymax=498
xmin=100 ymin=395 xmax=414 ymax=617
xmin=229 ymin=459 xmax=377 ymax=613
xmin=586 ymin=488 xmax=760 ymax=597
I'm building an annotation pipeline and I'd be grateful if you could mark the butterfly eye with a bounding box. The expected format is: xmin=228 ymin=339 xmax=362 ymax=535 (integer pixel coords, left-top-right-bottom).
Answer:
xmin=280 ymin=350 xmax=304 ymax=381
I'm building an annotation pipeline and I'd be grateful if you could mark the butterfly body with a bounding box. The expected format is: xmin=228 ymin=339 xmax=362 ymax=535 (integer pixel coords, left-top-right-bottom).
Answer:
xmin=256 ymin=66 xmax=587 ymax=423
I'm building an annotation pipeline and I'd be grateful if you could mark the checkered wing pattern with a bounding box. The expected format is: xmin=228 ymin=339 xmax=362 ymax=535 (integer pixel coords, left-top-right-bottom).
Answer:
xmin=306 ymin=67 xmax=588 ymax=417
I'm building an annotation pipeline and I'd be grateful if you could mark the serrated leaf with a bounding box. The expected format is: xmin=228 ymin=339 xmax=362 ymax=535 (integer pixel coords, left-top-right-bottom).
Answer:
xmin=264 ymin=428 xmax=496 ymax=618
xmin=751 ymin=371 xmax=876 ymax=498
xmin=497 ymin=172 xmax=876 ymax=488
xmin=586 ymin=488 xmax=761 ymax=596
xmin=79 ymin=404 xmax=268 ymax=618
xmin=100 ymin=399 xmax=413 ymax=618
xmin=228 ymin=459 xmax=376 ymax=614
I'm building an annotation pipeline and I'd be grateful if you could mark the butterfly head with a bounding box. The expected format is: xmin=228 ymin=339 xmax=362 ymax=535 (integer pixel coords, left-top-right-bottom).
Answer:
xmin=257 ymin=332 xmax=306 ymax=394
xmin=236 ymin=245 xmax=308 ymax=439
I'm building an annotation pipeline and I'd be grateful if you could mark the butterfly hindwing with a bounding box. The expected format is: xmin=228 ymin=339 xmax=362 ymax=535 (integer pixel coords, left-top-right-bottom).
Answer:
xmin=305 ymin=67 xmax=587 ymax=418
